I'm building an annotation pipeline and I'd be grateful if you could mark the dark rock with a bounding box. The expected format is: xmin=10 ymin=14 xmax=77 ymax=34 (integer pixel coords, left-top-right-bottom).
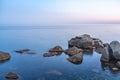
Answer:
xmin=15 ymin=49 xmax=30 ymax=53
xmin=43 ymin=52 xmax=57 ymax=57
xmin=67 ymin=52 xmax=83 ymax=64
xmin=49 ymin=45 xmax=64 ymax=52
xmin=92 ymin=38 xmax=104 ymax=48
xmin=43 ymin=45 xmax=64 ymax=57
xmin=116 ymin=61 xmax=120 ymax=68
xmin=110 ymin=41 xmax=120 ymax=60
xmin=64 ymin=47 xmax=83 ymax=56
xmin=100 ymin=43 xmax=112 ymax=62
xmin=0 ymin=51 xmax=10 ymax=61
xmin=5 ymin=72 xmax=19 ymax=79
xmin=68 ymin=34 xmax=93 ymax=49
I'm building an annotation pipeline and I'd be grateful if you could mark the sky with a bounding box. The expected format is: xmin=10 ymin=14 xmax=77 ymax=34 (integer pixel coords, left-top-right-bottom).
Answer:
xmin=0 ymin=0 xmax=120 ymax=26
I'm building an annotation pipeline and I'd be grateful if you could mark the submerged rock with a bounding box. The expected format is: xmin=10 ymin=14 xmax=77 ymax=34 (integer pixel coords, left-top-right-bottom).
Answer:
xmin=0 ymin=51 xmax=10 ymax=61
xmin=64 ymin=47 xmax=82 ymax=56
xmin=110 ymin=41 xmax=120 ymax=60
xmin=45 ymin=70 xmax=62 ymax=76
xmin=67 ymin=52 xmax=83 ymax=64
xmin=5 ymin=72 xmax=19 ymax=79
xmin=15 ymin=49 xmax=30 ymax=53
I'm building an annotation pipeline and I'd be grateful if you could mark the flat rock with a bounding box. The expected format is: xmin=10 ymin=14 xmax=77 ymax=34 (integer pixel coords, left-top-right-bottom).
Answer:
xmin=64 ymin=47 xmax=82 ymax=56
xmin=15 ymin=49 xmax=30 ymax=53
xmin=5 ymin=72 xmax=19 ymax=79
xmin=49 ymin=45 xmax=64 ymax=52
xmin=0 ymin=51 xmax=10 ymax=61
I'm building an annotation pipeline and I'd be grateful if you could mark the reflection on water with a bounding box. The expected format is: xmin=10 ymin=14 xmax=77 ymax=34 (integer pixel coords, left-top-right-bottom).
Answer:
xmin=0 ymin=24 xmax=120 ymax=80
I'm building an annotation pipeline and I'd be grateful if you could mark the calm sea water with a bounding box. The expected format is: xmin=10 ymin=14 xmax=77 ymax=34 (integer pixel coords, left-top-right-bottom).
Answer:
xmin=0 ymin=24 xmax=120 ymax=80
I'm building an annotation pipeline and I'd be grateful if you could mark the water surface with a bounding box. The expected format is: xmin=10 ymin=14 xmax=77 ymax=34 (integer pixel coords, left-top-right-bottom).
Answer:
xmin=0 ymin=24 xmax=120 ymax=80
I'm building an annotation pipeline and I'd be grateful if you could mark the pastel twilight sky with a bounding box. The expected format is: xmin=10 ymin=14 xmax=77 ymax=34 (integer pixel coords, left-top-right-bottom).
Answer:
xmin=0 ymin=0 xmax=120 ymax=26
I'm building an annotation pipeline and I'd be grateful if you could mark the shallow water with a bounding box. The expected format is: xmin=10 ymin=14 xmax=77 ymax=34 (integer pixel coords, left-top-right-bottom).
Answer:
xmin=0 ymin=24 xmax=120 ymax=80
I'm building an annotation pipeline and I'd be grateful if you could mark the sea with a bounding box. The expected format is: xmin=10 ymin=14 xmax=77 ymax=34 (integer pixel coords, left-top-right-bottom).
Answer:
xmin=0 ymin=24 xmax=120 ymax=80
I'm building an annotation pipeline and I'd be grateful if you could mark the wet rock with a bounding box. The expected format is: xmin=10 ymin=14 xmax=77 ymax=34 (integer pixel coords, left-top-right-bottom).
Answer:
xmin=68 ymin=34 xmax=93 ymax=49
xmin=43 ymin=46 xmax=64 ymax=57
xmin=110 ymin=41 xmax=120 ymax=60
xmin=64 ymin=47 xmax=83 ymax=56
xmin=5 ymin=72 xmax=19 ymax=79
xmin=92 ymin=38 xmax=104 ymax=48
xmin=0 ymin=51 xmax=10 ymax=61
xmin=15 ymin=49 xmax=30 ymax=53
xmin=83 ymin=48 xmax=93 ymax=54
xmin=67 ymin=52 xmax=83 ymax=64
xmin=43 ymin=52 xmax=58 ymax=57
xmin=116 ymin=61 xmax=120 ymax=68
xmin=49 ymin=45 xmax=64 ymax=52
xmin=100 ymin=43 xmax=112 ymax=62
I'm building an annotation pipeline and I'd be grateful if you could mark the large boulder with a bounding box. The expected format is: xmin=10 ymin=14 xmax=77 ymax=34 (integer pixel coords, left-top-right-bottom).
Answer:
xmin=110 ymin=41 xmax=120 ymax=60
xmin=67 ymin=52 xmax=83 ymax=64
xmin=64 ymin=47 xmax=82 ymax=56
xmin=0 ymin=51 xmax=10 ymax=61
xmin=43 ymin=45 xmax=64 ymax=57
xmin=100 ymin=43 xmax=113 ymax=62
xmin=68 ymin=34 xmax=93 ymax=49
xmin=5 ymin=72 xmax=19 ymax=79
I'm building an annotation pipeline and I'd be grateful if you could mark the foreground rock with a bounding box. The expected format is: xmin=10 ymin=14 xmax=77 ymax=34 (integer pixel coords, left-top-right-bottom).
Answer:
xmin=110 ymin=41 xmax=120 ymax=60
xmin=67 ymin=52 xmax=83 ymax=64
xmin=5 ymin=72 xmax=19 ymax=79
xmin=0 ymin=51 xmax=10 ymax=61
xmin=15 ymin=49 xmax=30 ymax=53
xmin=100 ymin=43 xmax=112 ymax=62
xmin=64 ymin=46 xmax=82 ymax=56
xmin=43 ymin=46 xmax=64 ymax=57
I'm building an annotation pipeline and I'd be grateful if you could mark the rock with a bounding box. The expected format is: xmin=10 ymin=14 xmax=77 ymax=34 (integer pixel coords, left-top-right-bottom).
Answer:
xmin=68 ymin=34 xmax=93 ymax=49
xmin=110 ymin=41 xmax=120 ymax=60
xmin=116 ymin=61 xmax=120 ymax=68
xmin=67 ymin=52 xmax=83 ymax=64
xmin=0 ymin=51 xmax=10 ymax=61
xmin=92 ymin=38 xmax=104 ymax=48
xmin=43 ymin=52 xmax=58 ymax=57
xmin=64 ymin=47 xmax=83 ymax=56
xmin=100 ymin=43 xmax=112 ymax=62
xmin=49 ymin=45 xmax=64 ymax=52
xmin=5 ymin=72 xmax=19 ymax=79
xmin=15 ymin=49 xmax=30 ymax=53
xmin=43 ymin=46 xmax=64 ymax=57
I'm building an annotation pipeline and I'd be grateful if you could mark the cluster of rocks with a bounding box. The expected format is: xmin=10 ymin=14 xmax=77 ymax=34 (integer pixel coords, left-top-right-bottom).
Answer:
xmin=43 ymin=34 xmax=120 ymax=68
xmin=0 ymin=49 xmax=32 ymax=79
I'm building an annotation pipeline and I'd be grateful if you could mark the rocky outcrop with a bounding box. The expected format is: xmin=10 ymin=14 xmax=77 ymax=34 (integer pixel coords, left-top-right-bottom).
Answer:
xmin=64 ymin=46 xmax=82 ymax=56
xmin=68 ymin=34 xmax=104 ymax=49
xmin=15 ymin=49 xmax=30 ymax=53
xmin=68 ymin=34 xmax=93 ymax=49
xmin=67 ymin=52 xmax=83 ymax=64
xmin=43 ymin=46 xmax=64 ymax=57
xmin=0 ymin=51 xmax=10 ymax=61
xmin=110 ymin=41 xmax=120 ymax=60
xmin=5 ymin=72 xmax=19 ymax=79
